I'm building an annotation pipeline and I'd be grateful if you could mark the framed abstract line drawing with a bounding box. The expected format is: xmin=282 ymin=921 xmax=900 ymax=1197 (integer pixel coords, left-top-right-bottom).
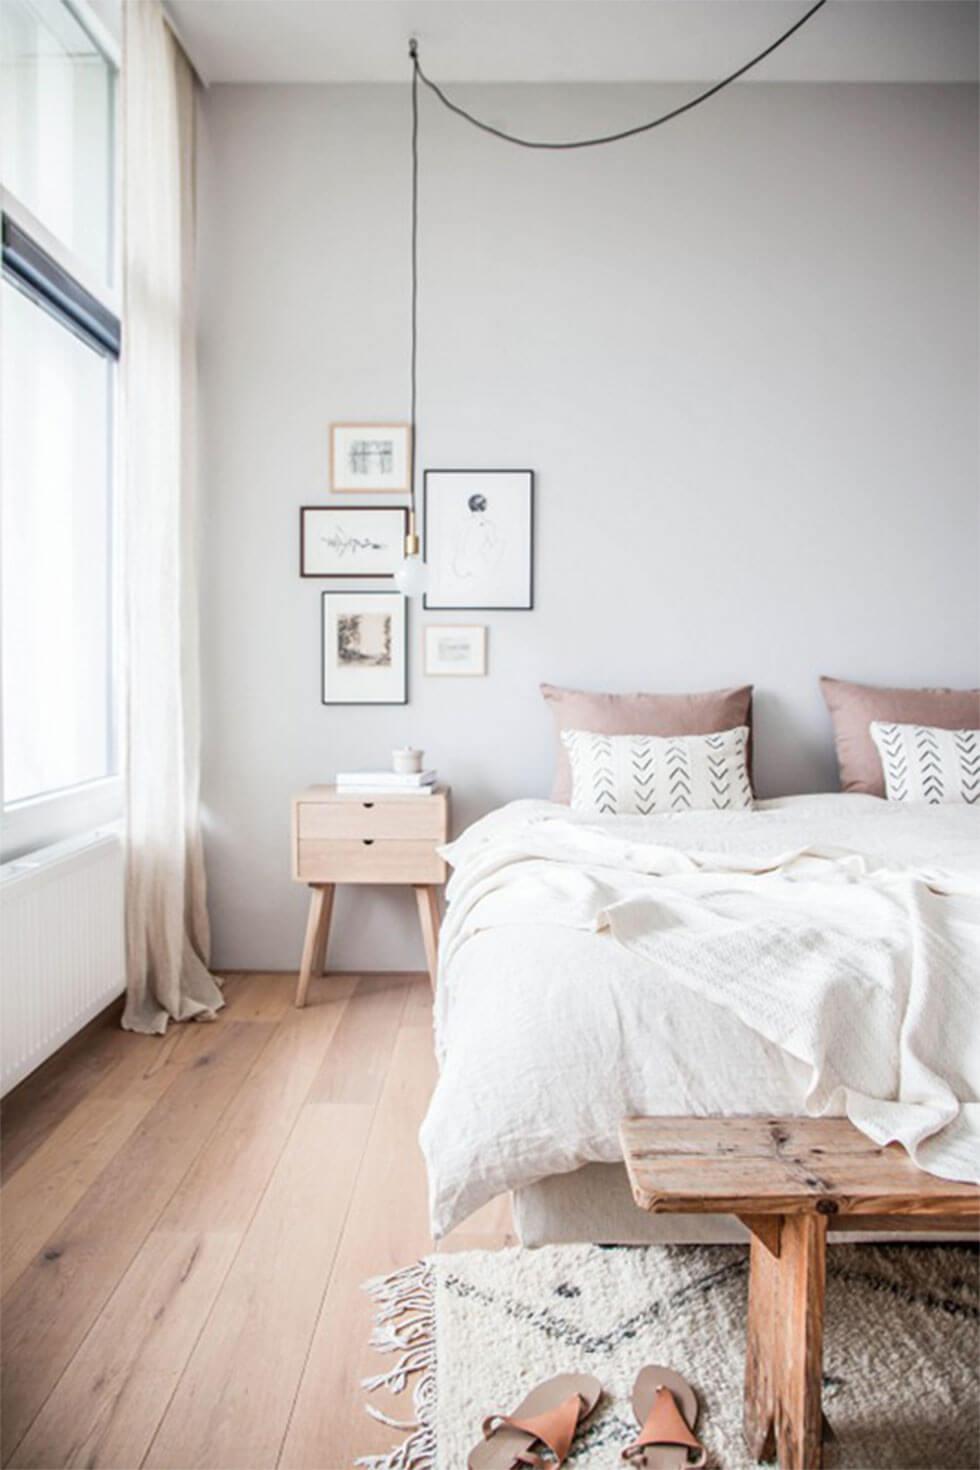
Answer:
xmin=423 ymin=469 xmax=534 ymax=610
xmin=321 ymin=591 xmax=407 ymax=705
xmin=330 ymin=423 xmax=411 ymax=493
xmin=300 ymin=506 xmax=408 ymax=578
xmin=423 ymin=624 xmax=487 ymax=676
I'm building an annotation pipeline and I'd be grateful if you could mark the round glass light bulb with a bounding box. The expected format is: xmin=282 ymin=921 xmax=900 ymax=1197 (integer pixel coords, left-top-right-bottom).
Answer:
xmin=393 ymin=552 xmax=429 ymax=597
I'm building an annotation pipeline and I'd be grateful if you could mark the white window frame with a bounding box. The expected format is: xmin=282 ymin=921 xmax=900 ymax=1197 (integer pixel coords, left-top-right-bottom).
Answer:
xmin=0 ymin=0 xmax=122 ymax=862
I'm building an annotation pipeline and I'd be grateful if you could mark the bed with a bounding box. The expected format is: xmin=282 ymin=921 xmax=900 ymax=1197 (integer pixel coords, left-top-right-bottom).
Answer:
xmin=420 ymin=794 xmax=980 ymax=1243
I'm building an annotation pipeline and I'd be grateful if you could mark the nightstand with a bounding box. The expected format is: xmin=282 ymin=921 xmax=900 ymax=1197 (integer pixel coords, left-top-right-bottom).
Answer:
xmin=290 ymin=784 xmax=450 ymax=1006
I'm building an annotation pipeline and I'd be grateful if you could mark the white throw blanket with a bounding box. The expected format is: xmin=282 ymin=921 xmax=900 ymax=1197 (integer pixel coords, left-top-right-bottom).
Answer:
xmin=423 ymin=797 xmax=979 ymax=1236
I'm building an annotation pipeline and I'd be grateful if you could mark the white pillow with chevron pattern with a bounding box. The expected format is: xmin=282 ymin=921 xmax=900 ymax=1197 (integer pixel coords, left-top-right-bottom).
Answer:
xmin=870 ymin=722 xmax=980 ymax=804
xmin=560 ymin=726 xmax=752 ymax=816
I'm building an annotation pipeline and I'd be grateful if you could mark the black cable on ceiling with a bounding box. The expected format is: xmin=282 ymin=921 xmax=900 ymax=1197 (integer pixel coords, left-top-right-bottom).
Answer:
xmin=408 ymin=0 xmax=829 ymax=151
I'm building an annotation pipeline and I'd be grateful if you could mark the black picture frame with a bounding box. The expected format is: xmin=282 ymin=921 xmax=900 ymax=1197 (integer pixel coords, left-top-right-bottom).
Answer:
xmin=320 ymin=590 xmax=408 ymax=706
xmin=300 ymin=505 xmax=408 ymax=579
xmin=422 ymin=468 xmax=535 ymax=611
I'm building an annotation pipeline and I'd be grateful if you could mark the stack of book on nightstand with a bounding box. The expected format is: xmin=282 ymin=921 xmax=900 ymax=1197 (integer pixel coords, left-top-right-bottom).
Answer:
xmin=335 ymin=769 xmax=438 ymax=796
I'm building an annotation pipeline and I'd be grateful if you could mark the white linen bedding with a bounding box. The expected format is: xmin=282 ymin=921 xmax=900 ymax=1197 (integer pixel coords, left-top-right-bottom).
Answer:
xmin=421 ymin=795 xmax=980 ymax=1238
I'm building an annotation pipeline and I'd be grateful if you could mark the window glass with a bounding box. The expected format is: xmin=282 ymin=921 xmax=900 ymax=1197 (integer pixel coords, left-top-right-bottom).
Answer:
xmin=1 ymin=0 xmax=114 ymax=283
xmin=1 ymin=279 xmax=115 ymax=803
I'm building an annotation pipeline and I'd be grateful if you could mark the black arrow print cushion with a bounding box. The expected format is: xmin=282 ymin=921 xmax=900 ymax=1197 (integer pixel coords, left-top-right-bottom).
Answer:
xmin=561 ymin=726 xmax=752 ymax=816
xmin=871 ymin=722 xmax=980 ymax=804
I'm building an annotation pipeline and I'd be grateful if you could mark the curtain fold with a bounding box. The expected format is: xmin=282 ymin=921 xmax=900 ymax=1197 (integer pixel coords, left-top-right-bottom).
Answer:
xmin=121 ymin=0 xmax=223 ymax=1033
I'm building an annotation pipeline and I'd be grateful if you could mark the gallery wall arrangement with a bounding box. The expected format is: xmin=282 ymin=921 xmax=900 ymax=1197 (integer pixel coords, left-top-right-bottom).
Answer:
xmin=299 ymin=429 xmax=530 ymax=700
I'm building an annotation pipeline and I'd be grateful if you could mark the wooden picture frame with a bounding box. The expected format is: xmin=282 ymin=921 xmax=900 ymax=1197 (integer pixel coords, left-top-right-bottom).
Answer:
xmin=300 ymin=506 xmax=408 ymax=578
xmin=330 ymin=423 xmax=411 ymax=493
xmin=423 ymin=624 xmax=487 ymax=676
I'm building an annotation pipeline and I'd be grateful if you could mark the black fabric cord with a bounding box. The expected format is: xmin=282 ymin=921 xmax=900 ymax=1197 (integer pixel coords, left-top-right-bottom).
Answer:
xmin=406 ymin=1 xmax=828 ymax=514
xmin=408 ymin=1 xmax=828 ymax=150
xmin=409 ymin=51 xmax=419 ymax=520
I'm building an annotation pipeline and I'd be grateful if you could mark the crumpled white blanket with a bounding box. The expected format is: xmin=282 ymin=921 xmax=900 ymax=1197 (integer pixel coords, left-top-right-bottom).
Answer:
xmin=422 ymin=797 xmax=980 ymax=1236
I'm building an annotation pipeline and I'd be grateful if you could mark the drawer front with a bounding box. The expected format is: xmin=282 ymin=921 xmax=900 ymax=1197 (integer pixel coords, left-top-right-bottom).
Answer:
xmin=296 ymin=839 xmax=447 ymax=884
xmin=297 ymin=799 xmax=447 ymax=841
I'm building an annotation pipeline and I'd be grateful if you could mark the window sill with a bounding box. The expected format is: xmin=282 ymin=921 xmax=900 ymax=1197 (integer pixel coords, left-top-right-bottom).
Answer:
xmin=1 ymin=776 xmax=123 ymax=862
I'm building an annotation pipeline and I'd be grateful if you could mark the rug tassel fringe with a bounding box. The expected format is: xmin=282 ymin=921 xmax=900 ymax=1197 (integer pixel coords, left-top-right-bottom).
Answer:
xmin=356 ymin=1260 xmax=436 ymax=1470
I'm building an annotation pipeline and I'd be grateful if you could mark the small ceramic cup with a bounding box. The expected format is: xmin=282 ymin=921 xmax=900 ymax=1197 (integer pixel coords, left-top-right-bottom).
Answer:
xmin=393 ymin=747 xmax=423 ymax=774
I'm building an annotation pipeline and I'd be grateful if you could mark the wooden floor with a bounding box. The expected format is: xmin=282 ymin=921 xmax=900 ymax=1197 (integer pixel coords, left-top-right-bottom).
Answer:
xmin=0 ymin=972 xmax=514 ymax=1469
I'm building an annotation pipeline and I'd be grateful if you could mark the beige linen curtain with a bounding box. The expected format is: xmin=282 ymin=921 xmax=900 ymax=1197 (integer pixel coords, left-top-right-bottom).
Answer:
xmin=121 ymin=0 xmax=223 ymax=1033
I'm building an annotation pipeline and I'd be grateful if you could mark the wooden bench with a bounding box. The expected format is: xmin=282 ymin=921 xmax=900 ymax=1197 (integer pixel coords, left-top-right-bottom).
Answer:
xmin=620 ymin=1116 xmax=980 ymax=1470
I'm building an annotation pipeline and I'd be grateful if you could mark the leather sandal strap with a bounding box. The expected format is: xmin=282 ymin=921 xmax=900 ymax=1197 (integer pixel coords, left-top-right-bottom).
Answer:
xmin=622 ymin=1387 xmax=707 ymax=1466
xmin=483 ymin=1392 xmax=585 ymax=1466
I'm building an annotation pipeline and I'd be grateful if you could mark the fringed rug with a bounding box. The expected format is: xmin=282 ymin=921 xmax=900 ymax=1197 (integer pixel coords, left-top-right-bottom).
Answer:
xmin=358 ymin=1242 xmax=978 ymax=1470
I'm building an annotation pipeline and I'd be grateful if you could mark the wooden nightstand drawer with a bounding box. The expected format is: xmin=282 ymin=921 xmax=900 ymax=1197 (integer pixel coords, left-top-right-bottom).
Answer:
xmin=297 ymin=798 xmax=446 ymax=842
xmin=296 ymin=838 xmax=447 ymax=884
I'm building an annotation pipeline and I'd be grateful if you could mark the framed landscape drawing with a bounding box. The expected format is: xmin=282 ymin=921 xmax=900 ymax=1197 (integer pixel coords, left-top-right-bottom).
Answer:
xmin=331 ymin=423 xmax=411 ymax=493
xmin=423 ymin=469 xmax=534 ymax=610
xmin=321 ymin=591 xmax=407 ymax=704
xmin=424 ymin=624 xmax=487 ymax=676
xmin=300 ymin=506 xmax=407 ymax=578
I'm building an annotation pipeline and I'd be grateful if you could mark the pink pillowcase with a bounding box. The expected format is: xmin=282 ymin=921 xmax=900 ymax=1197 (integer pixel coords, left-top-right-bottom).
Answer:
xmin=542 ymin=682 xmax=754 ymax=804
xmin=821 ymin=675 xmax=980 ymax=796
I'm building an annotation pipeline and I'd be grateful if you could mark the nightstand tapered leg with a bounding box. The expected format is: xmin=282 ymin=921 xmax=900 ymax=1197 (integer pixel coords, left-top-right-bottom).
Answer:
xmin=296 ymin=884 xmax=335 ymax=1008
xmin=414 ymin=885 xmax=441 ymax=991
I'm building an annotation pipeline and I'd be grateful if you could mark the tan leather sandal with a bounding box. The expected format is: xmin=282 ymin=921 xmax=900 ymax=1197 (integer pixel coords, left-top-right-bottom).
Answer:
xmin=621 ymin=1365 xmax=707 ymax=1468
xmin=468 ymin=1371 xmax=602 ymax=1469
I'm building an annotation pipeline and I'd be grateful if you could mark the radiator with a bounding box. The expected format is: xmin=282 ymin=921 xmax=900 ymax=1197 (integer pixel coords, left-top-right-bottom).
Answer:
xmin=1 ymin=829 xmax=126 ymax=1095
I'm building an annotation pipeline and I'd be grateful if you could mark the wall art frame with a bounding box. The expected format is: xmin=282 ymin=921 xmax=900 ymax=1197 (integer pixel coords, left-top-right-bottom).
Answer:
xmin=330 ymin=422 xmax=411 ymax=493
xmin=423 ymin=623 xmax=487 ymax=676
xmin=300 ymin=506 xmax=408 ymax=578
xmin=422 ymin=468 xmax=534 ymax=611
xmin=321 ymin=590 xmax=408 ymax=705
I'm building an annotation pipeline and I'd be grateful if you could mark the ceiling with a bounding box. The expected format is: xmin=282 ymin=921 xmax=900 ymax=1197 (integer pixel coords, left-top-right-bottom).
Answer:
xmin=163 ymin=0 xmax=979 ymax=87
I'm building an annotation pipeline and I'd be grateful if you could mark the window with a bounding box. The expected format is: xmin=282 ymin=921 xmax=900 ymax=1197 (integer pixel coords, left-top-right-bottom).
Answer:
xmin=1 ymin=0 xmax=115 ymax=284
xmin=0 ymin=0 xmax=120 ymax=858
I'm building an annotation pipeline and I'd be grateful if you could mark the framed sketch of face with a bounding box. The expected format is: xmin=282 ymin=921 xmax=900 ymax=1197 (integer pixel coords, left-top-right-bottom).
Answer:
xmin=330 ymin=423 xmax=411 ymax=493
xmin=423 ymin=470 xmax=534 ymax=610
xmin=423 ymin=624 xmax=487 ymax=677
xmin=321 ymin=591 xmax=407 ymax=704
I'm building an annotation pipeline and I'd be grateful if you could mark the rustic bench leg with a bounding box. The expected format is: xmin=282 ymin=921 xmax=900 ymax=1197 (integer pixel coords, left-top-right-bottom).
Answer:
xmin=743 ymin=1213 xmax=827 ymax=1470
xmin=744 ymin=1221 xmax=780 ymax=1462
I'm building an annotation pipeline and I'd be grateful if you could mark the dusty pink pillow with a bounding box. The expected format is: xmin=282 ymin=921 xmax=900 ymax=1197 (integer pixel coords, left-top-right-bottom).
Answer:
xmin=821 ymin=676 xmax=980 ymax=796
xmin=542 ymin=682 xmax=754 ymax=804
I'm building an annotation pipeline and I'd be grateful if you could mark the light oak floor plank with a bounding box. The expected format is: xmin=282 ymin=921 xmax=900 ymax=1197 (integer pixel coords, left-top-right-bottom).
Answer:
xmin=1 ymin=973 xmax=512 ymax=1470
xmin=280 ymin=979 xmax=515 ymax=1469
xmin=143 ymin=1105 xmax=373 ymax=1470
xmin=2 ymin=1028 xmax=195 ymax=1295
xmin=11 ymin=1230 xmax=241 ymax=1470
xmin=1 ymin=1006 xmax=129 ymax=1183
xmin=9 ymin=984 xmax=360 ymax=1470
xmin=306 ymin=973 xmax=411 ymax=1105
xmin=2 ymin=1019 xmax=276 ymax=1462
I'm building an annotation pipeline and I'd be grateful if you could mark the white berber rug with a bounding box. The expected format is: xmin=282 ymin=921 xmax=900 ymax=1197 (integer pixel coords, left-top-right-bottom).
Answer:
xmin=358 ymin=1242 xmax=978 ymax=1470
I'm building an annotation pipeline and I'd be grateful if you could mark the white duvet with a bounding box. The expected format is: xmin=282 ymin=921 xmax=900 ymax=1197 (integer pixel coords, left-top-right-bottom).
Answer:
xmin=421 ymin=795 xmax=980 ymax=1237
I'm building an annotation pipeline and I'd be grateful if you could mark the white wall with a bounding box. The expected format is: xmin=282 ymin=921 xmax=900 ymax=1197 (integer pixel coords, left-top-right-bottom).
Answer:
xmin=197 ymin=81 xmax=979 ymax=971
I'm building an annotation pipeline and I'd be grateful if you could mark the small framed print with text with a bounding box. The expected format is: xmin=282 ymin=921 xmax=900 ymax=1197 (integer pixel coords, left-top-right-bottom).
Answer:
xmin=423 ymin=469 xmax=534 ymax=610
xmin=321 ymin=591 xmax=407 ymax=705
xmin=331 ymin=423 xmax=411 ymax=493
xmin=424 ymin=624 xmax=487 ymax=677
